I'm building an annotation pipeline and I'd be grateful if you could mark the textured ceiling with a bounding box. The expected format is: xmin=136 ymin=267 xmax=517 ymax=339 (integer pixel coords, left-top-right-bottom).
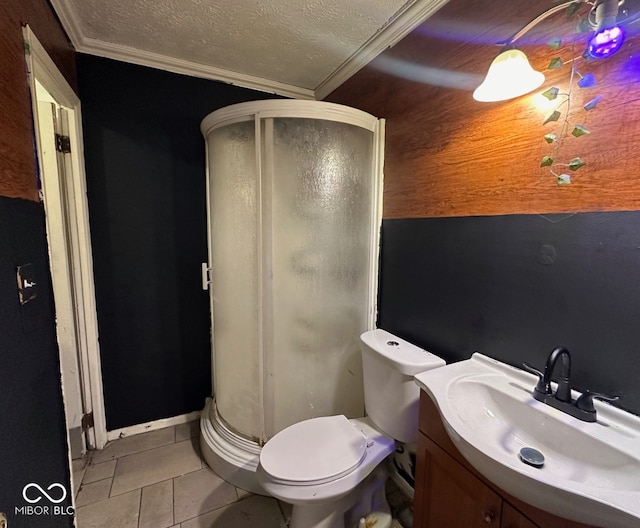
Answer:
xmin=50 ymin=0 xmax=448 ymax=99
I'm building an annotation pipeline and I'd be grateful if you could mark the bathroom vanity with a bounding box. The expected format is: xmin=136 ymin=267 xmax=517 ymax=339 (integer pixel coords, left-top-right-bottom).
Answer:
xmin=413 ymin=392 xmax=597 ymax=528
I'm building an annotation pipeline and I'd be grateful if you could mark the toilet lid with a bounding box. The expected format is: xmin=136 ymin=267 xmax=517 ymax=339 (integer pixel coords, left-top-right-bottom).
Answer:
xmin=260 ymin=415 xmax=368 ymax=485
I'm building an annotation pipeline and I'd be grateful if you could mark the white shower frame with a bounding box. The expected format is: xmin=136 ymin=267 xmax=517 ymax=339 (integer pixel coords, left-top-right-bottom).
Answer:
xmin=200 ymin=100 xmax=385 ymax=492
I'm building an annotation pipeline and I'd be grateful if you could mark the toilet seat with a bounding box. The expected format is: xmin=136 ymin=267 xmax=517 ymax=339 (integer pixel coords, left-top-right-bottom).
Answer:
xmin=260 ymin=415 xmax=368 ymax=486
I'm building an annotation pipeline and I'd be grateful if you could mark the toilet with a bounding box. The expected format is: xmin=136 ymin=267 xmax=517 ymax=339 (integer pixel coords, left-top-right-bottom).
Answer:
xmin=257 ymin=329 xmax=446 ymax=528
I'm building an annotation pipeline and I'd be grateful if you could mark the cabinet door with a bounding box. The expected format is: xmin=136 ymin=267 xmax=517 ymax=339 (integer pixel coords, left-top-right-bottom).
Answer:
xmin=501 ymin=502 xmax=538 ymax=528
xmin=414 ymin=432 xmax=502 ymax=528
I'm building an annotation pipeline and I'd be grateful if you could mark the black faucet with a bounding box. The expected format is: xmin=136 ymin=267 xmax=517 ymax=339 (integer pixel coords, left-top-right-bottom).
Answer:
xmin=544 ymin=346 xmax=572 ymax=402
xmin=523 ymin=347 xmax=618 ymax=423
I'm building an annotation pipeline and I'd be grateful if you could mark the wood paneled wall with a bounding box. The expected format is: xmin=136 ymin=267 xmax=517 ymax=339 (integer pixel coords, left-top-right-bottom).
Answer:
xmin=327 ymin=0 xmax=640 ymax=218
xmin=0 ymin=0 xmax=76 ymax=201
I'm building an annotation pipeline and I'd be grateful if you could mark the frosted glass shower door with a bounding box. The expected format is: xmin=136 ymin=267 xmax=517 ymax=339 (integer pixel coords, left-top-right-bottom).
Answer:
xmin=263 ymin=118 xmax=376 ymax=437
xmin=207 ymin=120 xmax=262 ymax=440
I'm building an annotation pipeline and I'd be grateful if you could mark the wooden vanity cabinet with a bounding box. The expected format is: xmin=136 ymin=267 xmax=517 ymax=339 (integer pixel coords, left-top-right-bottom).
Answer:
xmin=414 ymin=392 xmax=597 ymax=528
xmin=501 ymin=503 xmax=538 ymax=528
xmin=414 ymin=431 xmax=501 ymax=527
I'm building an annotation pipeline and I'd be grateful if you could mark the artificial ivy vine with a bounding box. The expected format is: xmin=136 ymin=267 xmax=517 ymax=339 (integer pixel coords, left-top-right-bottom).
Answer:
xmin=539 ymin=5 xmax=602 ymax=185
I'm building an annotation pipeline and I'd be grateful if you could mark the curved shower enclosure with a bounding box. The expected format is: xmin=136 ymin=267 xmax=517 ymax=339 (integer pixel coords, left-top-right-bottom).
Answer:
xmin=199 ymin=100 xmax=384 ymax=492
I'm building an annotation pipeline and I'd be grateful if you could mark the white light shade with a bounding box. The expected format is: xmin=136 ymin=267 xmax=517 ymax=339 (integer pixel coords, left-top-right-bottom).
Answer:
xmin=473 ymin=49 xmax=545 ymax=102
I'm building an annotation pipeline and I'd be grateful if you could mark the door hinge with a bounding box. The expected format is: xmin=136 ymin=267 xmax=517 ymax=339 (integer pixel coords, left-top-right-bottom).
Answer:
xmin=201 ymin=262 xmax=211 ymax=291
xmin=81 ymin=412 xmax=94 ymax=430
xmin=55 ymin=133 xmax=71 ymax=154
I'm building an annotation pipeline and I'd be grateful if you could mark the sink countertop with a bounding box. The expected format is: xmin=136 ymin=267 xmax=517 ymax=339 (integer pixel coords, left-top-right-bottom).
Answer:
xmin=415 ymin=353 xmax=640 ymax=528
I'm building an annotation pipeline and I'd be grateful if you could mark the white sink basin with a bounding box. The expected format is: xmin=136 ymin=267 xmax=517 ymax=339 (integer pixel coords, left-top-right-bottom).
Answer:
xmin=414 ymin=353 xmax=640 ymax=528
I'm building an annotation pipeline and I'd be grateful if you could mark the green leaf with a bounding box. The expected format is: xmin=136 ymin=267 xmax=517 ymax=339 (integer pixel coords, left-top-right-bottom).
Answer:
xmin=542 ymin=87 xmax=560 ymax=100
xmin=578 ymin=73 xmax=596 ymax=88
xmin=540 ymin=156 xmax=554 ymax=167
xmin=548 ymin=57 xmax=563 ymax=69
xmin=547 ymin=37 xmax=562 ymax=50
xmin=572 ymin=125 xmax=590 ymax=137
xmin=557 ymin=174 xmax=572 ymax=185
xmin=569 ymin=157 xmax=586 ymax=171
xmin=544 ymin=133 xmax=557 ymax=144
xmin=543 ymin=110 xmax=561 ymax=125
xmin=584 ymin=95 xmax=603 ymax=110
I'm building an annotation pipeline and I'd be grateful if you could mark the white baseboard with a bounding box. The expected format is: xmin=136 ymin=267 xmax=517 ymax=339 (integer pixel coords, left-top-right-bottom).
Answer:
xmin=106 ymin=410 xmax=201 ymax=442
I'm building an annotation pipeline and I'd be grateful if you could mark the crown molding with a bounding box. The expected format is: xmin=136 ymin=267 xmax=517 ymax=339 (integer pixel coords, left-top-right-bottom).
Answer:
xmin=313 ymin=0 xmax=449 ymax=100
xmin=78 ymin=37 xmax=316 ymax=100
xmin=49 ymin=0 xmax=84 ymax=50
xmin=49 ymin=0 xmax=315 ymax=99
xmin=50 ymin=0 xmax=446 ymax=101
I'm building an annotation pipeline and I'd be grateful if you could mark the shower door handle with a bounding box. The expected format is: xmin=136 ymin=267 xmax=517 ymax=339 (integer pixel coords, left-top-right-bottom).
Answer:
xmin=201 ymin=262 xmax=211 ymax=291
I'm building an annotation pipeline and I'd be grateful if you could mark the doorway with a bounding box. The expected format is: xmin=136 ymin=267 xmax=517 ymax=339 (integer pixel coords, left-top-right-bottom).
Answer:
xmin=23 ymin=26 xmax=107 ymax=456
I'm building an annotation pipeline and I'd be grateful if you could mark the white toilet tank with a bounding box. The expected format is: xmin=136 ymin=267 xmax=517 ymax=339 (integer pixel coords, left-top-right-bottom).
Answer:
xmin=360 ymin=329 xmax=445 ymax=443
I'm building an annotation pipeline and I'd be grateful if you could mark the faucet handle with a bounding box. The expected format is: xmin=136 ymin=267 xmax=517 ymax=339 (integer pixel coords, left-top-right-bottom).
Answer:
xmin=523 ymin=362 xmax=550 ymax=396
xmin=575 ymin=391 xmax=620 ymax=413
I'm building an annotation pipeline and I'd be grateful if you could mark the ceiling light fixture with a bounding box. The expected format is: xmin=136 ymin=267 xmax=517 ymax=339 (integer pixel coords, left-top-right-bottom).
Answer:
xmin=472 ymin=48 xmax=544 ymax=102
xmin=473 ymin=0 xmax=625 ymax=103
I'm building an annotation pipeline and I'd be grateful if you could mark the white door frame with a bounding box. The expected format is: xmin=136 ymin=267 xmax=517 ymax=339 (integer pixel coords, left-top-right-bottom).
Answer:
xmin=23 ymin=25 xmax=107 ymax=451
xmin=35 ymin=96 xmax=89 ymax=457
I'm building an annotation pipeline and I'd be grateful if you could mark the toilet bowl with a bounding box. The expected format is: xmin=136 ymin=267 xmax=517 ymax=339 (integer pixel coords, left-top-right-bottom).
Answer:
xmin=257 ymin=329 xmax=445 ymax=528
xmin=258 ymin=415 xmax=395 ymax=528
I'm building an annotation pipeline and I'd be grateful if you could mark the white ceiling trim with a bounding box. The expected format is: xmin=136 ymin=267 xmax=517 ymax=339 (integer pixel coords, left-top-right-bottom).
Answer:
xmin=50 ymin=0 xmax=84 ymax=51
xmin=81 ymin=36 xmax=316 ymax=100
xmin=50 ymin=0 xmax=447 ymax=101
xmin=313 ymin=0 xmax=449 ymax=100
xmin=50 ymin=0 xmax=314 ymax=99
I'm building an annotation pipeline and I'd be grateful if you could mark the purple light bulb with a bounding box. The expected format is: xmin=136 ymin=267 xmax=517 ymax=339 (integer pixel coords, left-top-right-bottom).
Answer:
xmin=588 ymin=26 xmax=625 ymax=59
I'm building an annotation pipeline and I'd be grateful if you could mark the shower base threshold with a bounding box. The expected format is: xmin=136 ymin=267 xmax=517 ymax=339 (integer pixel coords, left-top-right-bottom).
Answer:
xmin=199 ymin=397 xmax=266 ymax=495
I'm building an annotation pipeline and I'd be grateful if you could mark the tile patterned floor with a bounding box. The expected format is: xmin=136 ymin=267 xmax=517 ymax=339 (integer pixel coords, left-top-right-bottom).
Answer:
xmin=72 ymin=421 xmax=409 ymax=528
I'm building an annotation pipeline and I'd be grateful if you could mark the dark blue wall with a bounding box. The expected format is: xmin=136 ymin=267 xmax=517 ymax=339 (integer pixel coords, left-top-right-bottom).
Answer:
xmin=0 ymin=197 xmax=73 ymax=527
xmin=378 ymin=212 xmax=640 ymax=416
xmin=77 ymin=55 xmax=282 ymax=430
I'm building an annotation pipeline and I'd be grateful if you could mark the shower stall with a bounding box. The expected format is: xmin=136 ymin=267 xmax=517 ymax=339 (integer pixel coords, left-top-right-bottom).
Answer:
xmin=199 ymin=100 xmax=384 ymax=492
